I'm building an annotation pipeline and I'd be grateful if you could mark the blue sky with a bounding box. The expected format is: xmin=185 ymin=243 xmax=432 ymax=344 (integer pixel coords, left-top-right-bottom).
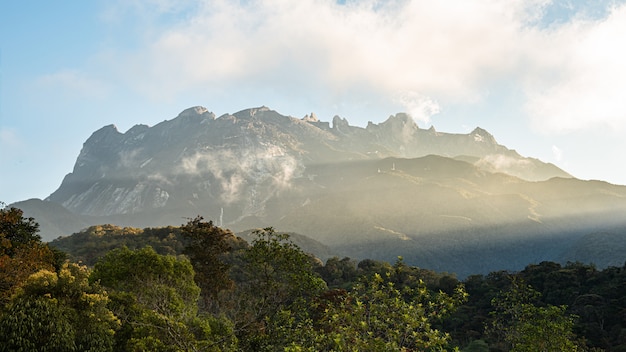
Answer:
xmin=2 ymin=0 xmax=626 ymax=205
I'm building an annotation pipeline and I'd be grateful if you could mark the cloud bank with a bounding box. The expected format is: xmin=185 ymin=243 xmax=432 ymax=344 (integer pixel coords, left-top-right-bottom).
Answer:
xmin=66 ymin=0 xmax=626 ymax=133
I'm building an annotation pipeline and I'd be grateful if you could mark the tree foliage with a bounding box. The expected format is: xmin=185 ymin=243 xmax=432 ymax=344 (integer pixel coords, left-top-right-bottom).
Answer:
xmin=0 ymin=205 xmax=62 ymax=305
xmin=180 ymin=216 xmax=234 ymax=309
xmin=51 ymin=224 xmax=183 ymax=266
xmin=309 ymin=271 xmax=467 ymax=351
xmin=240 ymin=228 xmax=326 ymax=309
xmin=316 ymin=256 xmax=359 ymax=289
xmin=0 ymin=205 xmax=41 ymax=247
xmin=488 ymin=278 xmax=579 ymax=352
xmin=0 ymin=263 xmax=119 ymax=352
xmin=90 ymin=246 xmax=236 ymax=351
xmin=230 ymin=227 xmax=327 ymax=351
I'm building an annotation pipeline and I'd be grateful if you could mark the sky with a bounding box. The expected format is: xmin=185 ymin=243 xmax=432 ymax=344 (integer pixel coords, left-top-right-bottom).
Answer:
xmin=2 ymin=0 xmax=626 ymax=205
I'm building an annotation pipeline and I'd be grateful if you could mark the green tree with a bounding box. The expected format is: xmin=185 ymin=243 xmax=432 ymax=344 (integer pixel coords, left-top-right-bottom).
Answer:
xmin=0 ymin=263 xmax=119 ymax=352
xmin=489 ymin=278 xmax=580 ymax=352
xmin=180 ymin=216 xmax=233 ymax=311
xmin=0 ymin=204 xmax=41 ymax=247
xmin=296 ymin=271 xmax=467 ymax=351
xmin=233 ymin=228 xmax=327 ymax=351
xmin=316 ymin=256 xmax=359 ymax=289
xmin=357 ymin=258 xmax=393 ymax=278
xmin=0 ymin=205 xmax=63 ymax=305
xmin=91 ymin=246 xmax=236 ymax=352
xmin=463 ymin=339 xmax=490 ymax=352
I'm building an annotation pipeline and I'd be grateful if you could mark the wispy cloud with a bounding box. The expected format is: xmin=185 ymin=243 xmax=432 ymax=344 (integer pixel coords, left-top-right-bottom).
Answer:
xmin=179 ymin=145 xmax=302 ymax=204
xmin=36 ymin=69 xmax=110 ymax=99
xmin=0 ymin=127 xmax=22 ymax=148
xmin=552 ymin=145 xmax=563 ymax=162
xmin=394 ymin=92 xmax=440 ymax=125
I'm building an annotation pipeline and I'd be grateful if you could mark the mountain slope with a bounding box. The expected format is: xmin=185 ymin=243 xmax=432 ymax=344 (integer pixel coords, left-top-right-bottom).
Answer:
xmin=271 ymin=156 xmax=626 ymax=276
xmin=10 ymin=199 xmax=94 ymax=240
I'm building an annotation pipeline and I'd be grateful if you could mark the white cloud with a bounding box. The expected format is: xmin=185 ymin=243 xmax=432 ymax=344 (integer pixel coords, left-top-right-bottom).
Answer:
xmin=103 ymin=1 xmax=539 ymax=106
xmin=92 ymin=0 xmax=626 ymax=134
xmin=394 ymin=92 xmax=440 ymax=125
xmin=524 ymin=5 xmax=626 ymax=134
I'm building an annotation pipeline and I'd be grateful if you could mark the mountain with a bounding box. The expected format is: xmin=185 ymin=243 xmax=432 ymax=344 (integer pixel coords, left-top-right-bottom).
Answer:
xmin=13 ymin=106 xmax=626 ymax=277
xmin=46 ymin=106 xmax=568 ymax=218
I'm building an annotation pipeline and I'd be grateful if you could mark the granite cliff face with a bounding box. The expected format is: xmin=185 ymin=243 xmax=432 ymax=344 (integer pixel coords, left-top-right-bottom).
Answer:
xmin=47 ymin=106 xmax=568 ymax=219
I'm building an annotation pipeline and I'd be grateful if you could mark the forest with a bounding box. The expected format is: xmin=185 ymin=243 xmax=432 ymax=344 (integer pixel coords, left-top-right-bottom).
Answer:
xmin=1 ymin=204 xmax=625 ymax=351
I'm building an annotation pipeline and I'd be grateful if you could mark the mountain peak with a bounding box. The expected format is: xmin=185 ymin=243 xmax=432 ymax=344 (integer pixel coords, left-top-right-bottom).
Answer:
xmin=126 ymin=124 xmax=150 ymax=135
xmin=233 ymin=106 xmax=272 ymax=119
xmin=250 ymin=105 xmax=271 ymax=115
xmin=87 ymin=124 xmax=121 ymax=143
xmin=98 ymin=124 xmax=119 ymax=133
xmin=302 ymin=112 xmax=319 ymax=122
xmin=332 ymin=115 xmax=350 ymax=131
xmin=384 ymin=112 xmax=416 ymax=126
xmin=176 ymin=106 xmax=215 ymax=120
xmin=470 ymin=127 xmax=497 ymax=143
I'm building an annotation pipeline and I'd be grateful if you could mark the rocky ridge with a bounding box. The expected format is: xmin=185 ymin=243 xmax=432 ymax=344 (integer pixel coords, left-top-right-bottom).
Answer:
xmin=47 ymin=106 xmax=569 ymax=219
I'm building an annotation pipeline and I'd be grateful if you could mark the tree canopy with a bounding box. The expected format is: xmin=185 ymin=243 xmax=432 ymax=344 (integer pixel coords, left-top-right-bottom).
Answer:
xmin=0 ymin=205 xmax=62 ymax=305
xmin=0 ymin=263 xmax=119 ymax=352
xmin=90 ymin=246 xmax=235 ymax=351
